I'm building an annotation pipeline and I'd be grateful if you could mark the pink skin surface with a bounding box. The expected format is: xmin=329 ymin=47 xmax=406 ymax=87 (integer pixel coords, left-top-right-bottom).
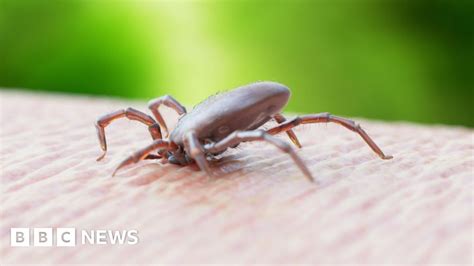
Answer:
xmin=0 ymin=90 xmax=472 ymax=264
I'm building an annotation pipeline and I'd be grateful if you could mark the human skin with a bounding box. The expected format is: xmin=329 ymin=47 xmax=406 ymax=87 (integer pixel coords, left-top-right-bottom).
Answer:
xmin=0 ymin=90 xmax=472 ymax=264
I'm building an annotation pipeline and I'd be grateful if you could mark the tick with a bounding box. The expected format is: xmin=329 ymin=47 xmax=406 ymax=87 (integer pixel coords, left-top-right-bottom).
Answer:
xmin=95 ymin=81 xmax=393 ymax=182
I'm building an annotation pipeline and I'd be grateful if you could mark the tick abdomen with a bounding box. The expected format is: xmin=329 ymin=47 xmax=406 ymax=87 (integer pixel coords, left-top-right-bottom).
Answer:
xmin=170 ymin=81 xmax=291 ymax=144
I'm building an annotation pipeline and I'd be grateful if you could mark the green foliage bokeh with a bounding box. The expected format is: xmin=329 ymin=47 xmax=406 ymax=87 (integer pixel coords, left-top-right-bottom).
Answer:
xmin=1 ymin=0 xmax=472 ymax=126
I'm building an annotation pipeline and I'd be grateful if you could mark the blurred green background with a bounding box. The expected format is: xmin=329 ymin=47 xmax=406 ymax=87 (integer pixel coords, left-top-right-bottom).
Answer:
xmin=1 ymin=0 xmax=472 ymax=126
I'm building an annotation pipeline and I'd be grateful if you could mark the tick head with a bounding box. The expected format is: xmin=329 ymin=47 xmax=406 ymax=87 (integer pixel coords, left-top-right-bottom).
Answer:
xmin=167 ymin=147 xmax=193 ymax=165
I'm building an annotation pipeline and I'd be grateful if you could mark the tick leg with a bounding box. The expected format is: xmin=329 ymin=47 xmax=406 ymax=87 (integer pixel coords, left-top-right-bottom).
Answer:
xmin=148 ymin=95 xmax=187 ymax=137
xmin=144 ymin=154 xmax=162 ymax=160
xmin=266 ymin=112 xmax=393 ymax=160
xmin=95 ymin=108 xmax=162 ymax=161
xmin=112 ymin=140 xmax=178 ymax=176
xmin=273 ymin=113 xmax=302 ymax=148
xmin=184 ymin=132 xmax=213 ymax=177
xmin=204 ymin=130 xmax=315 ymax=182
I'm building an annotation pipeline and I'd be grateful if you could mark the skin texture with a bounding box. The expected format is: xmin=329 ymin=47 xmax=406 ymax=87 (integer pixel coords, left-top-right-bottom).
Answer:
xmin=0 ymin=90 xmax=472 ymax=264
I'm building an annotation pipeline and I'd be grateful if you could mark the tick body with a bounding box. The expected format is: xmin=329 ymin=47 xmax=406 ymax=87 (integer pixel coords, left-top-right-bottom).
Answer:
xmin=95 ymin=81 xmax=393 ymax=183
xmin=170 ymin=82 xmax=289 ymax=146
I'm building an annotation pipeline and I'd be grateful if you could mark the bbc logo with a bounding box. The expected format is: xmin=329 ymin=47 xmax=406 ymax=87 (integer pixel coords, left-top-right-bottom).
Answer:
xmin=11 ymin=228 xmax=139 ymax=247
xmin=11 ymin=228 xmax=75 ymax=247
